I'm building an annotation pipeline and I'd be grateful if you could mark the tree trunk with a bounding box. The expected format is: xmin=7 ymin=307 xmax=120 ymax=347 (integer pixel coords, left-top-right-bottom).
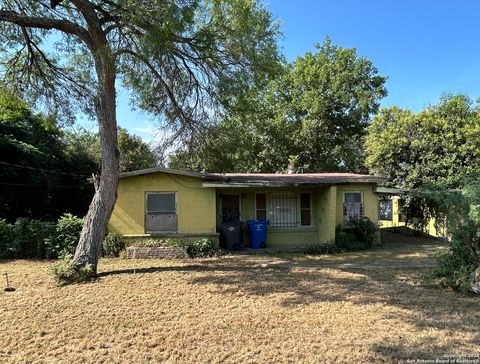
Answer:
xmin=73 ymin=55 xmax=119 ymax=274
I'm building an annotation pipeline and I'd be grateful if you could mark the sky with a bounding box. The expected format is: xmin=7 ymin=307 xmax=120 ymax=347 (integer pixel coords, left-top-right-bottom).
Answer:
xmin=94 ymin=0 xmax=480 ymax=142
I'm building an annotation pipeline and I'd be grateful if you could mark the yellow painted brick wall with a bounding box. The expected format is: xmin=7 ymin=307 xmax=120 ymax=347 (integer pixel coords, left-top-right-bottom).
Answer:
xmin=379 ymin=196 xmax=405 ymax=228
xmin=317 ymin=186 xmax=337 ymax=242
xmin=109 ymin=173 xmax=216 ymax=235
xmin=335 ymin=184 xmax=379 ymax=226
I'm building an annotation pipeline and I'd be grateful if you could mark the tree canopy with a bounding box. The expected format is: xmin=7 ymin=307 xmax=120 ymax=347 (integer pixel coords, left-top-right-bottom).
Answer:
xmin=170 ymin=38 xmax=387 ymax=173
xmin=366 ymin=94 xmax=480 ymax=189
xmin=0 ymin=0 xmax=282 ymax=273
xmin=70 ymin=127 xmax=156 ymax=173
xmin=0 ymin=89 xmax=95 ymax=221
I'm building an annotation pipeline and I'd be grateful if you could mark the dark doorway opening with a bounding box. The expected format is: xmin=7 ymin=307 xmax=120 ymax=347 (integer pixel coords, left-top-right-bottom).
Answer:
xmin=221 ymin=194 xmax=240 ymax=223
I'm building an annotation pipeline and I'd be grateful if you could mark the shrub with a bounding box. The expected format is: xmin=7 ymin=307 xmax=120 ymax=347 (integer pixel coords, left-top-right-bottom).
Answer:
xmin=303 ymin=242 xmax=341 ymax=255
xmin=49 ymin=255 xmax=93 ymax=286
xmin=46 ymin=213 xmax=83 ymax=258
xmin=335 ymin=218 xmax=378 ymax=251
xmin=8 ymin=218 xmax=56 ymax=259
xmin=0 ymin=219 xmax=15 ymax=259
xmin=186 ymin=238 xmax=223 ymax=258
xmin=426 ymin=232 xmax=476 ymax=293
xmin=102 ymin=232 xmax=125 ymax=258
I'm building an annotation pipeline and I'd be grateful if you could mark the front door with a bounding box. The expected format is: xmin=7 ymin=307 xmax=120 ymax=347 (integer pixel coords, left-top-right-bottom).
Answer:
xmin=221 ymin=194 xmax=240 ymax=223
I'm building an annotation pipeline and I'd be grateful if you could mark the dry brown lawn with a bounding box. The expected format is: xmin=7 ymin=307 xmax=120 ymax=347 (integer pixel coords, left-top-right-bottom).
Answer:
xmin=1 ymin=236 xmax=479 ymax=363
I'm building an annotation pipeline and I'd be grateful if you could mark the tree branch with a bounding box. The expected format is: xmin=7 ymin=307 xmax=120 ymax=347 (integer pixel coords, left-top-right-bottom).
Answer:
xmin=0 ymin=9 xmax=92 ymax=46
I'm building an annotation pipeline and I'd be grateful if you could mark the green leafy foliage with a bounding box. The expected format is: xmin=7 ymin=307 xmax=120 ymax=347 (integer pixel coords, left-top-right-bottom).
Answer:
xmin=0 ymin=89 xmax=95 ymax=222
xmin=0 ymin=214 xmax=83 ymax=260
xmin=67 ymin=127 xmax=156 ymax=174
xmin=49 ymin=255 xmax=94 ymax=286
xmin=0 ymin=218 xmax=56 ymax=259
xmin=46 ymin=213 xmax=84 ymax=258
xmin=335 ymin=218 xmax=379 ymax=251
xmin=186 ymin=238 xmax=224 ymax=258
xmin=102 ymin=232 xmax=126 ymax=258
xmin=0 ymin=219 xmax=14 ymax=259
xmin=416 ymin=178 xmax=480 ymax=293
xmin=426 ymin=236 xmax=475 ymax=293
xmin=366 ymin=94 xmax=480 ymax=228
xmin=170 ymin=38 xmax=386 ymax=173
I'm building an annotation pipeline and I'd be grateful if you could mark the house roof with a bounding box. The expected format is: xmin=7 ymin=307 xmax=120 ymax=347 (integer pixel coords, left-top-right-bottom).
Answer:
xmin=120 ymin=167 xmax=386 ymax=187
xmin=203 ymin=173 xmax=385 ymax=187
xmin=376 ymin=187 xmax=406 ymax=195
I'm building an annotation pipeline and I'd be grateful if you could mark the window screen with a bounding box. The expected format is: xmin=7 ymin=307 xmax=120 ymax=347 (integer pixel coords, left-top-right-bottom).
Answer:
xmin=343 ymin=192 xmax=363 ymax=224
xmin=268 ymin=192 xmax=297 ymax=228
xmin=379 ymin=198 xmax=393 ymax=221
xmin=147 ymin=192 xmax=176 ymax=213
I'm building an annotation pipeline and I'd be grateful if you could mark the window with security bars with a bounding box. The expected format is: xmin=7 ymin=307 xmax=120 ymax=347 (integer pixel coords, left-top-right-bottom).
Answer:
xmin=268 ymin=192 xmax=297 ymax=227
xmin=343 ymin=192 xmax=363 ymax=224
xmin=379 ymin=198 xmax=393 ymax=221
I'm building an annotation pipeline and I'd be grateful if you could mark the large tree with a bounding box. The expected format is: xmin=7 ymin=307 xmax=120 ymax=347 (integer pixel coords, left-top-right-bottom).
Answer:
xmin=366 ymin=94 xmax=480 ymax=189
xmin=0 ymin=0 xmax=281 ymax=274
xmin=170 ymin=38 xmax=387 ymax=173
xmin=365 ymin=94 xmax=480 ymax=228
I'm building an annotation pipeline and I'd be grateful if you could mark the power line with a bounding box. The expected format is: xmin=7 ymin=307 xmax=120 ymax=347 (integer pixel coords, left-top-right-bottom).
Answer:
xmin=0 ymin=161 xmax=91 ymax=178
xmin=0 ymin=182 xmax=89 ymax=188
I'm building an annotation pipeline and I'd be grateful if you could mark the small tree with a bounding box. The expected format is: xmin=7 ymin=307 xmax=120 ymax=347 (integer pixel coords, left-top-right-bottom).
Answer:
xmin=0 ymin=0 xmax=281 ymax=276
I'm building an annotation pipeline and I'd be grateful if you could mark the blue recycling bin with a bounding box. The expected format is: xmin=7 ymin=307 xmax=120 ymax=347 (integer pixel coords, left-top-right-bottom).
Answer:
xmin=246 ymin=220 xmax=269 ymax=249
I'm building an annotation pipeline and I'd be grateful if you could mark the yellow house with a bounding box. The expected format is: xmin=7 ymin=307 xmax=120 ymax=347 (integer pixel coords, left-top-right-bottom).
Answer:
xmin=109 ymin=167 xmax=385 ymax=249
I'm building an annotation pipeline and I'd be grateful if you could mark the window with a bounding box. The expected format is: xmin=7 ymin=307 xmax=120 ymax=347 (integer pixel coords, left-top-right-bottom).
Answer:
xmin=145 ymin=192 xmax=177 ymax=232
xmin=379 ymin=197 xmax=393 ymax=221
xmin=300 ymin=193 xmax=311 ymax=226
xmin=255 ymin=192 xmax=312 ymax=228
xmin=268 ymin=192 xmax=297 ymax=227
xmin=256 ymin=193 xmax=267 ymax=220
xmin=343 ymin=192 xmax=363 ymax=224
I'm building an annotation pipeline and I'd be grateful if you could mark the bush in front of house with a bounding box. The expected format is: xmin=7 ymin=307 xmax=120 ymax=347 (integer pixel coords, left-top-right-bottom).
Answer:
xmin=49 ymin=254 xmax=94 ymax=286
xmin=186 ymin=238 xmax=224 ymax=258
xmin=45 ymin=213 xmax=84 ymax=258
xmin=302 ymin=242 xmax=342 ymax=255
xmin=102 ymin=232 xmax=125 ymax=258
xmin=425 ymin=228 xmax=476 ymax=293
xmin=335 ymin=217 xmax=379 ymax=251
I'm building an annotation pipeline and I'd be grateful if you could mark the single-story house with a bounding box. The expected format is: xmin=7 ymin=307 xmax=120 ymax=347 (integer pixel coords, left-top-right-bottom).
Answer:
xmin=108 ymin=167 xmax=386 ymax=249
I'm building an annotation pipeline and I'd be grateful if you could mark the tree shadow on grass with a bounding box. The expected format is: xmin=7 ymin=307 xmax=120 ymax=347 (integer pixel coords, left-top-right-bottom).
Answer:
xmin=96 ymin=260 xmax=251 ymax=277
xmin=97 ymin=255 xmax=480 ymax=358
xmin=182 ymin=259 xmax=480 ymax=357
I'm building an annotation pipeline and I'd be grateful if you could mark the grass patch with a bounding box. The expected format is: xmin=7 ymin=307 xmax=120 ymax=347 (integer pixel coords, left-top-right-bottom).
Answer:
xmin=0 ymin=238 xmax=475 ymax=363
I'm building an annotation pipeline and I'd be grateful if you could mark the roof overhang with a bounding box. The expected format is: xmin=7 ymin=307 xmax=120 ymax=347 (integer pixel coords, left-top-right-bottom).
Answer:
xmin=119 ymin=167 xmax=387 ymax=186
xmin=375 ymin=187 xmax=406 ymax=195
